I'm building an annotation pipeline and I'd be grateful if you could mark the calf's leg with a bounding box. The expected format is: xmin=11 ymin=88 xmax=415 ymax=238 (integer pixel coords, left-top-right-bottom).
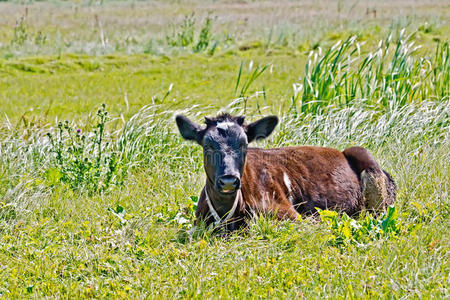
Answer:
xmin=275 ymin=205 xmax=301 ymax=222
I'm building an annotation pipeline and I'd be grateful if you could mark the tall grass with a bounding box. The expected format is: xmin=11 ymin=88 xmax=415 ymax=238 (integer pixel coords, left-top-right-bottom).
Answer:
xmin=295 ymin=30 xmax=449 ymax=112
xmin=1 ymin=97 xmax=447 ymax=220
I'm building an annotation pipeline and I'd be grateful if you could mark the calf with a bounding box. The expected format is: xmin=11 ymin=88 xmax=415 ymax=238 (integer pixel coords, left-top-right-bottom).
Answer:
xmin=176 ymin=113 xmax=396 ymax=231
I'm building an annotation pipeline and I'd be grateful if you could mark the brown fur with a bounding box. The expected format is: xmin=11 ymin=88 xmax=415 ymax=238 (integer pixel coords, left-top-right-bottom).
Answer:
xmin=344 ymin=146 xmax=397 ymax=213
xmin=196 ymin=145 xmax=396 ymax=228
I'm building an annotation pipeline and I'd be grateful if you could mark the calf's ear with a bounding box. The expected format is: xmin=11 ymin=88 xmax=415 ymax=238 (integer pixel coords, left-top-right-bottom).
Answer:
xmin=246 ymin=115 xmax=278 ymax=143
xmin=175 ymin=115 xmax=204 ymax=145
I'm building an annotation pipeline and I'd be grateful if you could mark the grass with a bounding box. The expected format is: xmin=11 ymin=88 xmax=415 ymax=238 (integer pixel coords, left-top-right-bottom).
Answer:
xmin=0 ymin=0 xmax=449 ymax=298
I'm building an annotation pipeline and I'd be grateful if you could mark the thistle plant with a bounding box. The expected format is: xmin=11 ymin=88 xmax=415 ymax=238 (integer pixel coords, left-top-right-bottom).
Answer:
xmin=46 ymin=104 xmax=125 ymax=194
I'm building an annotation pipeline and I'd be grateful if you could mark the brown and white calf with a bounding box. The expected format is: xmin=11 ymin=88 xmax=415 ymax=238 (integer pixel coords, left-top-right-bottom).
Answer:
xmin=176 ymin=113 xmax=396 ymax=231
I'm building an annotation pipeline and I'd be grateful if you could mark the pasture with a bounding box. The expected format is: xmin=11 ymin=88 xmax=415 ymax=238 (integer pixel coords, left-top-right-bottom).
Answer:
xmin=0 ymin=0 xmax=449 ymax=298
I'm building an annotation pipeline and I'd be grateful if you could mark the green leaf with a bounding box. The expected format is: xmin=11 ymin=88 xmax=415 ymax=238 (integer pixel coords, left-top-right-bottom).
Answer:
xmin=45 ymin=168 xmax=63 ymax=185
xmin=115 ymin=205 xmax=124 ymax=214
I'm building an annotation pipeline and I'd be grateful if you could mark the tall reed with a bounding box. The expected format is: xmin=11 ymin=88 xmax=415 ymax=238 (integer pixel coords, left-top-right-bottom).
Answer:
xmin=296 ymin=30 xmax=449 ymax=113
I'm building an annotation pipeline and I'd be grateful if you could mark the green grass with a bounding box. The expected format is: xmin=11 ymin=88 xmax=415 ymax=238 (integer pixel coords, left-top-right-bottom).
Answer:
xmin=0 ymin=51 xmax=307 ymax=122
xmin=0 ymin=0 xmax=449 ymax=298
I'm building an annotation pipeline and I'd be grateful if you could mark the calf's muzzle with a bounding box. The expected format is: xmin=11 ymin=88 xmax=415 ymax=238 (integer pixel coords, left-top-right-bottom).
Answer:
xmin=217 ymin=175 xmax=240 ymax=193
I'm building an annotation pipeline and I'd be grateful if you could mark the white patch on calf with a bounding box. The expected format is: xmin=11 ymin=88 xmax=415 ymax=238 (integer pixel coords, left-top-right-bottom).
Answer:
xmin=283 ymin=172 xmax=294 ymax=204
xmin=288 ymin=195 xmax=294 ymax=204
xmin=283 ymin=172 xmax=292 ymax=192
xmin=216 ymin=121 xmax=234 ymax=130
xmin=260 ymin=190 xmax=270 ymax=211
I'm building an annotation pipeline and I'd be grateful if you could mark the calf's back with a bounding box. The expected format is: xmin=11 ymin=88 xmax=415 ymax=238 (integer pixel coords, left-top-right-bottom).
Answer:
xmin=240 ymin=146 xmax=363 ymax=216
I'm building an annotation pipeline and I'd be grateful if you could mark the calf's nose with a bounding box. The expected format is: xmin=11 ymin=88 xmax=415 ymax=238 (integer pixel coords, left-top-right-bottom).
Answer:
xmin=217 ymin=175 xmax=240 ymax=193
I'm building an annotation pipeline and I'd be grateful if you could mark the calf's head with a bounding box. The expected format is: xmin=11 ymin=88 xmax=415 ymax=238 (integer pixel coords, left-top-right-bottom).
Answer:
xmin=176 ymin=114 xmax=278 ymax=195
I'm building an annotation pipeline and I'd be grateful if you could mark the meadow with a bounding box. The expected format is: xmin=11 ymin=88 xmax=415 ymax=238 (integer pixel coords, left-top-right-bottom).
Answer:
xmin=0 ymin=0 xmax=449 ymax=298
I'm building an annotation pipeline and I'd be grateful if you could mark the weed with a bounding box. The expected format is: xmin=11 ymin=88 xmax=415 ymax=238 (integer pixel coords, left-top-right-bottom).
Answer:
xmin=46 ymin=104 xmax=126 ymax=194
xmin=193 ymin=14 xmax=214 ymax=53
xmin=11 ymin=15 xmax=28 ymax=46
xmin=34 ymin=31 xmax=47 ymax=46
xmin=166 ymin=13 xmax=217 ymax=54
xmin=166 ymin=14 xmax=196 ymax=48
xmin=10 ymin=11 xmax=47 ymax=49
xmin=317 ymin=206 xmax=403 ymax=248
